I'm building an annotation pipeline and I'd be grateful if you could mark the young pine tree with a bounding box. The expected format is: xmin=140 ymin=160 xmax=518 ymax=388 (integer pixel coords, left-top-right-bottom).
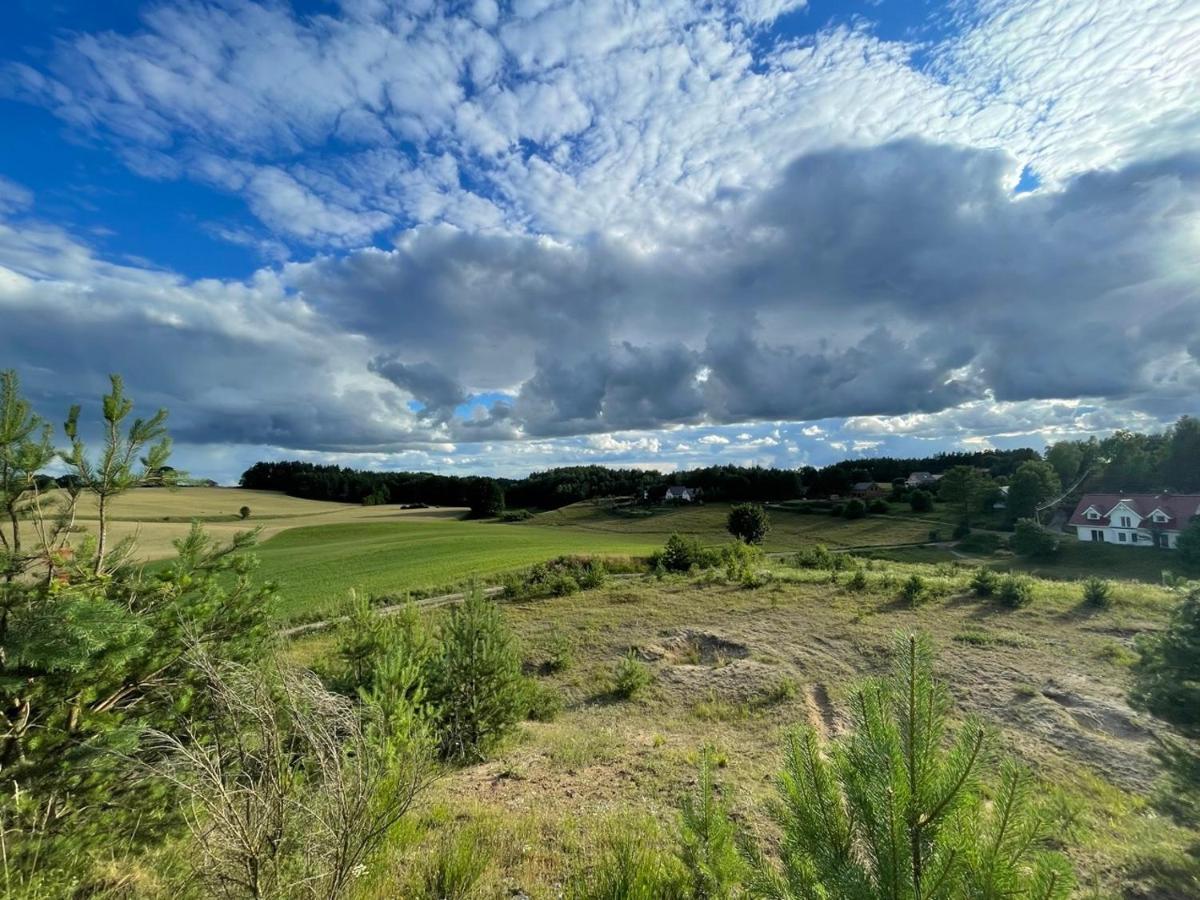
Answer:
xmin=430 ymin=590 xmax=525 ymax=761
xmin=61 ymin=374 xmax=173 ymax=574
xmin=745 ymin=633 xmax=1073 ymax=900
xmin=678 ymin=748 xmax=743 ymax=899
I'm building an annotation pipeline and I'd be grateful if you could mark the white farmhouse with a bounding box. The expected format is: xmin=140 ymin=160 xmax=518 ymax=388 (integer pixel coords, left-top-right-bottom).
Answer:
xmin=1069 ymin=493 xmax=1200 ymax=549
xmin=663 ymin=485 xmax=696 ymax=503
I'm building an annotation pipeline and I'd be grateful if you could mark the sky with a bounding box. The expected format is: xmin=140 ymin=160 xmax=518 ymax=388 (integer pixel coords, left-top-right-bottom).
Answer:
xmin=1 ymin=0 xmax=1198 ymax=484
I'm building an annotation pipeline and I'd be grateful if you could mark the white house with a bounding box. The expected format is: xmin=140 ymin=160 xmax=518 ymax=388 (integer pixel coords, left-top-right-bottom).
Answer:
xmin=1069 ymin=493 xmax=1200 ymax=549
xmin=905 ymin=472 xmax=941 ymax=488
xmin=663 ymin=485 xmax=697 ymax=503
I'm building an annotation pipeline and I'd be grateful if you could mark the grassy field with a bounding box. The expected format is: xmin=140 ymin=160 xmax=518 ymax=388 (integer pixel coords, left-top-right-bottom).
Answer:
xmin=286 ymin=556 xmax=1199 ymax=899
xmin=255 ymin=520 xmax=659 ymax=621
xmin=524 ymin=500 xmax=936 ymax=550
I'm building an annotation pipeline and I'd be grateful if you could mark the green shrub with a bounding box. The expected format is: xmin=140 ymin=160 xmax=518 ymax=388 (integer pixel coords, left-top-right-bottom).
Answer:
xmin=500 ymin=508 xmax=535 ymax=522
xmin=909 ymin=489 xmax=933 ymax=512
xmin=757 ymin=677 xmax=799 ymax=706
xmin=842 ymin=498 xmax=867 ymax=519
xmin=793 ymin=543 xmax=842 ymax=570
xmin=613 ymin=651 xmax=653 ymax=700
xmin=868 ymin=498 xmax=890 ymax=514
xmin=522 ymin=677 xmax=564 ymax=722
xmin=430 ymin=591 xmax=525 ymax=761
xmin=997 ymin=574 xmax=1035 ymax=608
xmin=722 ymin=540 xmax=765 ymax=586
xmin=830 ymin=503 xmax=846 ymax=517
xmin=726 ymin=503 xmax=771 ymax=544
xmin=1082 ymin=576 xmax=1113 ymax=608
xmin=970 ymin=567 xmax=999 ymax=597
xmin=900 ymin=574 xmax=926 ymax=605
xmin=657 ymin=533 xmax=719 ymax=573
xmin=958 ymin=531 xmax=1003 ymax=554
xmin=543 ymin=628 xmax=575 ymax=673
xmin=845 ymin=568 xmax=869 ymax=592
xmin=1012 ymin=518 xmax=1061 ymax=557
xmin=238 ymin=505 xmax=251 ymax=520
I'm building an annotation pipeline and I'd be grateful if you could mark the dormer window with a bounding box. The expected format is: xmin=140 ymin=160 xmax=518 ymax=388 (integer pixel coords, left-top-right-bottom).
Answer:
xmin=1120 ymin=516 xmax=1132 ymax=528
xmin=1086 ymin=510 xmax=1099 ymax=520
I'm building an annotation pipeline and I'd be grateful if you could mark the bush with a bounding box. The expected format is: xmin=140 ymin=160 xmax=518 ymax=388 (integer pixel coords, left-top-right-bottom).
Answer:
xmin=721 ymin=540 xmax=765 ymax=586
xmin=793 ymin=543 xmax=843 ymax=570
xmin=657 ymin=533 xmax=719 ymax=573
xmin=909 ymin=489 xmax=933 ymax=512
xmin=830 ymin=503 xmax=845 ymax=517
xmin=613 ymin=651 xmax=653 ymax=699
xmin=868 ymin=498 xmax=890 ymax=514
xmin=1177 ymin=518 xmax=1200 ymax=569
xmin=970 ymin=567 xmax=999 ymax=597
xmin=1082 ymin=576 xmax=1113 ymax=608
xmin=726 ymin=503 xmax=771 ymax=544
xmin=238 ymin=505 xmax=251 ymax=520
xmin=842 ymin=498 xmax=867 ymax=519
xmin=430 ymin=591 xmax=525 ymax=761
xmin=900 ymin=574 xmax=926 ymax=605
xmin=500 ymin=508 xmax=534 ymax=522
xmin=522 ymin=677 xmax=564 ymax=722
xmin=846 ymin=568 xmax=869 ymax=592
xmin=1012 ymin=518 xmax=1061 ymax=558
xmin=957 ymin=531 xmax=1003 ymax=554
xmin=503 ymin=556 xmax=607 ymax=599
xmin=543 ymin=629 xmax=575 ymax=674
xmin=997 ymin=574 xmax=1035 ymax=608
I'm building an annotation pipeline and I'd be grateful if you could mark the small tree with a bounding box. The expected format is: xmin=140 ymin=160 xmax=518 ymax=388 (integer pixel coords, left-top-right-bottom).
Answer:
xmin=678 ymin=748 xmax=742 ymax=899
xmin=1012 ymin=519 xmax=1060 ymax=557
xmin=1177 ymin=517 xmax=1200 ymax=570
xmin=909 ymin=489 xmax=933 ymax=513
xmin=0 ymin=370 xmax=56 ymax=581
xmin=1006 ymin=461 xmax=1061 ymax=522
xmin=937 ymin=466 xmax=992 ymax=529
xmin=430 ymin=590 xmax=524 ymax=761
xmin=468 ymin=477 xmax=505 ymax=518
xmin=62 ymin=375 xmax=173 ymax=574
xmin=842 ymin=498 xmax=866 ymax=520
xmin=238 ymin=505 xmax=251 ymax=520
xmin=727 ymin=503 xmax=770 ymax=544
xmin=1131 ymin=588 xmax=1200 ymax=736
xmin=744 ymin=634 xmax=1074 ymax=898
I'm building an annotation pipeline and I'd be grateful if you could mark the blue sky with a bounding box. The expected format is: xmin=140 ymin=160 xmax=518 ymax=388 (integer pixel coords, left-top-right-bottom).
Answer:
xmin=1 ymin=0 xmax=1198 ymax=483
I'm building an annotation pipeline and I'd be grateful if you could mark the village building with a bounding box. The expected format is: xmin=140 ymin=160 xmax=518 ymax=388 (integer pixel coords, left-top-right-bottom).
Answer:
xmin=1069 ymin=493 xmax=1200 ymax=549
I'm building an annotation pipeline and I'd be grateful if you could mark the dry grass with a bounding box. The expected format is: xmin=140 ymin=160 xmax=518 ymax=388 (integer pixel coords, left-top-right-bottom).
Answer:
xmin=338 ymin=561 xmax=1199 ymax=899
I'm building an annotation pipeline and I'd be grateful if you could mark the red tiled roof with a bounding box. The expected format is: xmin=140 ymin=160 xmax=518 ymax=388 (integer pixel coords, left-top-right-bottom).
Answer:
xmin=1068 ymin=493 xmax=1200 ymax=529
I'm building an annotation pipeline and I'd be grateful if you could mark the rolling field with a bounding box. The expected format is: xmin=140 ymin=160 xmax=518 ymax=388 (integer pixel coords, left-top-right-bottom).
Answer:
xmin=524 ymin=500 xmax=936 ymax=549
xmin=255 ymin=520 xmax=658 ymax=621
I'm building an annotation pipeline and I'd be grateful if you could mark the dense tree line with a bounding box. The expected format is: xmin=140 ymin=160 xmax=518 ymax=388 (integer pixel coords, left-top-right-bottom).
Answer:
xmin=240 ymin=416 xmax=1200 ymax=514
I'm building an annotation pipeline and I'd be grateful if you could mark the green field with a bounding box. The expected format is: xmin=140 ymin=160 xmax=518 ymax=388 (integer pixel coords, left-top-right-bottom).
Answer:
xmin=255 ymin=519 xmax=659 ymax=621
xmin=524 ymin=501 xmax=935 ymax=549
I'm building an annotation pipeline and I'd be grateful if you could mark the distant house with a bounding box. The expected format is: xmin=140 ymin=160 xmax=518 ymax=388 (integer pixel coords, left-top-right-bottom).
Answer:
xmin=851 ymin=482 xmax=888 ymax=498
xmin=663 ymin=485 xmax=697 ymax=503
xmin=905 ymin=472 xmax=941 ymax=488
xmin=1069 ymin=493 xmax=1200 ymax=549
xmin=992 ymin=485 xmax=1010 ymax=510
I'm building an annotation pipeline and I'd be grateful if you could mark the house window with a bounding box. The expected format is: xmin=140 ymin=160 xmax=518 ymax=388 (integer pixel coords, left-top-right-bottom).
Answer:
xmin=1086 ymin=511 xmax=1099 ymax=519
xmin=1091 ymin=529 xmax=1105 ymax=542
xmin=1118 ymin=532 xmax=1126 ymax=542
xmin=1120 ymin=516 xmax=1131 ymax=528
xmin=1158 ymin=533 xmax=1170 ymax=549
xmin=1130 ymin=533 xmax=1137 ymax=543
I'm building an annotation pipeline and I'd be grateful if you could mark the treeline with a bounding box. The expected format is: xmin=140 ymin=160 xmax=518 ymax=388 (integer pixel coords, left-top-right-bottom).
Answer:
xmin=239 ymin=460 xmax=806 ymax=511
xmin=240 ymin=416 xmax=1200 ymax=513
